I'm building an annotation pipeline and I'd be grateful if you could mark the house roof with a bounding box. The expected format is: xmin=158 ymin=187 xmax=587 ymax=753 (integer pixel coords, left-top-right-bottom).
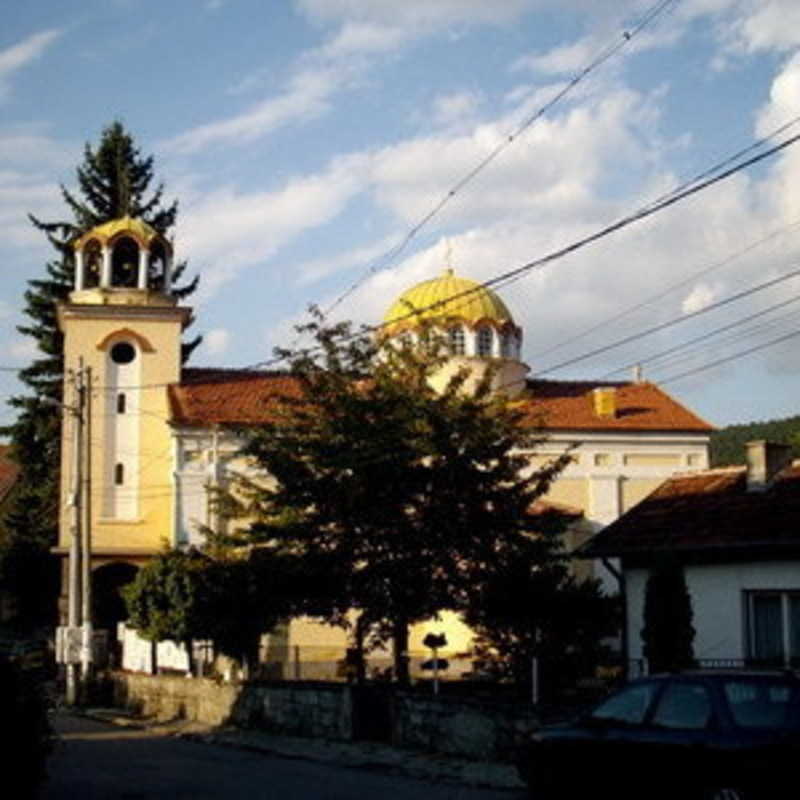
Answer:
xmin=0 ymin=445 xmax=20 ymax=505
xmin=170 ymin=370 xmax=713 ymax=434
xmin=582 ymin=463 xmax=800 ymax=560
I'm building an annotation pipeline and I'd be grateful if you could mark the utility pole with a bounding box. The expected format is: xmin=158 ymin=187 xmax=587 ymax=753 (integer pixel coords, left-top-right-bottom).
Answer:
xmin=80 ymin=366 xmax=93 ymax=695
xmin=65 ymin=363 xmax=84 ymax=706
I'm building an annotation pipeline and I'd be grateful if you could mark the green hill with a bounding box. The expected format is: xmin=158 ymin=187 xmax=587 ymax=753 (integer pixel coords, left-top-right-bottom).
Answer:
xmin=710 ymin=415 xmax=800 ymax=467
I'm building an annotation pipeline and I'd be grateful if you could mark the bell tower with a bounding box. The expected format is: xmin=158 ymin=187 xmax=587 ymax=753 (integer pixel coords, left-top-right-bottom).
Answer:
xmin=56 ymin=216 xmax=192 ymax=605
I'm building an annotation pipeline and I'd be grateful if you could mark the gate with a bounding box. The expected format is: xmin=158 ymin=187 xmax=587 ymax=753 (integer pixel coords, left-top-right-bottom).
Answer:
xmin=351 ymin=684 xmax=393 ymax=742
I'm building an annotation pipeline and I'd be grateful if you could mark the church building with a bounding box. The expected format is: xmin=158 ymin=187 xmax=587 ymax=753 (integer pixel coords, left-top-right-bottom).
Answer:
xmin=55 ymin=216 xmax=712 ymax=668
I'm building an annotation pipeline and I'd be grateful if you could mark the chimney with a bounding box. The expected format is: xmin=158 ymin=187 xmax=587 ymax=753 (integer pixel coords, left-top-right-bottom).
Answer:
xmin=745 ymin=440 xmax=793 ymax=492
xmin=592 ymin=387 xmax=617 ymax=419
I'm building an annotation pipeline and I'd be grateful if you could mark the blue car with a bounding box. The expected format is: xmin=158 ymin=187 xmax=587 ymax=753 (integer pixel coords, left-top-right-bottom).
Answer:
xmin=516 ymin=670 xmax=800 ymax=799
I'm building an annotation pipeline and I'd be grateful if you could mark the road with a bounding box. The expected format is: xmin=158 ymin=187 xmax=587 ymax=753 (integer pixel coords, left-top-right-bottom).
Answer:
xmin=44 ymin=713 xmax=523 ymax=800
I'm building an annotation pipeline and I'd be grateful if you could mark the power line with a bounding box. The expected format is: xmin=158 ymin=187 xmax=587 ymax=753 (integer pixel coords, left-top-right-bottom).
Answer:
xmin=601 ymin=292 xmax=800 ymax=378
xmin=320 ymin=0 xmax=680 ymax=319
xmin=535 ymin=265 xmax=800 ymax=376
xmin=660 ymin=327 xmax=800 ymax=385
xmin=531 ymin=218 xmax=800 ymax=360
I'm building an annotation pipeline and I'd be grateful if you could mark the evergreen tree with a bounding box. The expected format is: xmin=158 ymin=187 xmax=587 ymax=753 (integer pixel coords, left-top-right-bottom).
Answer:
xmin=1 ymin=122 xmax=200 ymax=630
xmin=641 ymin=558 xmax=696 ymax=673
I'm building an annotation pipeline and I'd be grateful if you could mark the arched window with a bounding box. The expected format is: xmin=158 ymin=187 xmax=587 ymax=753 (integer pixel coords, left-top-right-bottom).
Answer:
xmin=114 ymin=463 xmax=125 ymax=486
xmin=117 ymin=393 xmax=126 ymax=414
xmin=448 ymin=326 xmax=465 ymax=355
xmin=84 ymin=240 xmax=102 ymax=288
xmin=477 ymin=326 xmax=493 ymax=357
xmin=111 ymin=237 xmax=139 ymax=288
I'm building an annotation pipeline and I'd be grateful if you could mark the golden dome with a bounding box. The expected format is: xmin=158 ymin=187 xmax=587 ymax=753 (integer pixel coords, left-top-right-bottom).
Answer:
xmin=73 ymin=215 xmax=170 ymax=251
xmin=383 ymin=269 xmax=516 ymax=333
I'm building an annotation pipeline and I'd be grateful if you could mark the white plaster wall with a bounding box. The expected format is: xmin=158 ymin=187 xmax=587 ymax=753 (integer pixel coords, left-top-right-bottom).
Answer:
xmin=626 ymin=561 xmax=800 ymax=664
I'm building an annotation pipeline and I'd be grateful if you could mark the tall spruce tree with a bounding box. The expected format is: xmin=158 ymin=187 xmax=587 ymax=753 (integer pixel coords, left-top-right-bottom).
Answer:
xmin=0 ymin=122 xmax=200 ymax=630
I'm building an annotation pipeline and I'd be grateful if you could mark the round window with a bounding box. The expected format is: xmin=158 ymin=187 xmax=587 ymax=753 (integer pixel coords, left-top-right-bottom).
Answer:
xmin=110 ymin=341 xmax=136 ymax=365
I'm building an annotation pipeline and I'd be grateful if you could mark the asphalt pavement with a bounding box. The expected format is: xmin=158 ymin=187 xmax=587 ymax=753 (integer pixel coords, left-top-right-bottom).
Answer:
xmin=44 ymin=711 xmax=525 ymax=800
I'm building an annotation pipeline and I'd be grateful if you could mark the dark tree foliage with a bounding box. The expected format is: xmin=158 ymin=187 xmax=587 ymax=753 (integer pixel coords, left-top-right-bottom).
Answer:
xmin=225 ymin=311 xmax=568 ymax=685
xmin=465 ymin=510 xmax=619 ymax=702
xmin=1 ymin=122 xmax=200 ymax=629
xmin=641 ymin=558 xmax=696 ymax=673
xmin=0 ymin=658 xmax=52 ymax=799
xmin=710 ymin=414 xmax=800 ymax=466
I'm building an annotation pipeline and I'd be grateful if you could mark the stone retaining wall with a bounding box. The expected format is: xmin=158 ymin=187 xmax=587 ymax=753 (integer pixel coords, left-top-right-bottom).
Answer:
xmin=393 ymin=693 xmax=539 ymax=762
xmin=111 ymin=673 xmax=538 ymax=760
xmin=112 ymin=673 xmax=353 ymax=740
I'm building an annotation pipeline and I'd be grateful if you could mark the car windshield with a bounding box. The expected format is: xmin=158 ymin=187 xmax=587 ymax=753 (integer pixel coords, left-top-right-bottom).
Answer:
xmin=724 ymin=678 xmax=800 ymax=730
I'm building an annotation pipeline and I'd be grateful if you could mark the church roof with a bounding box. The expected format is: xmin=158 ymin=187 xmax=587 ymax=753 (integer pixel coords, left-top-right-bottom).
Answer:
xmin=170 ymin=369 xmax=712 ymax=433
xmin=383 ymin=270 xmax=517 ymax=333
xmin=518 ymin=379 xmax=712 ymax=433
xmin=169 ymin=369 xmax=301 ymax=426
xmin=73 ymin=215 xmax=168 ymax=250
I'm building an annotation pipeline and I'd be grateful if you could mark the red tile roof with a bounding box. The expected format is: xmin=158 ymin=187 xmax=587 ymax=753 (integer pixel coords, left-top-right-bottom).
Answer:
xmin=170 ymin=370 xmax=712 ymax=434
xmin=169 ymin=369 xmax=302 ymax=426
xmin=0 ymin=445 xmax=20 ymax=504
xmin=583 ymin=464 xmax=800 ymax=560
xmin=517 ymin=379 xmax=712 ymax=433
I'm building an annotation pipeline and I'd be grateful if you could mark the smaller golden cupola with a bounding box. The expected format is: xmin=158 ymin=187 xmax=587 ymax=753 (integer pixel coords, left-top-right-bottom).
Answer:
xmin=382 ymin=266 xmax=529 ymax=397
xmin=71 ymin=216 xmax=174 ymax=304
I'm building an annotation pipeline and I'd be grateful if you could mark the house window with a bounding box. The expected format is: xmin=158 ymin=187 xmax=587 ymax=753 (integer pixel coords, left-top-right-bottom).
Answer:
xmin=477 ymin=326 xmax=493 ymax=357
xmin=448 ymin=326 xmax=465 ymax=355
xmin=746 ymin=591 xmax=800 ymax=667
xmin=114 ymin=463 xmax=125 ymax=486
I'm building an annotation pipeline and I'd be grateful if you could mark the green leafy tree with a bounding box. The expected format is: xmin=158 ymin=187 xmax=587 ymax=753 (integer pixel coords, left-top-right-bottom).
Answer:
xmin=123 ymin=549 xmax=210 ymax=673
xmin=225 ymin=311 xmax=568 ymax=685
xmin=465 ymin=523 xmax=619 ymax=701
xmin=641 ymin=558 xmax=695 ymax=673
xmin=1 ymin=122 xmax=200 ymax=629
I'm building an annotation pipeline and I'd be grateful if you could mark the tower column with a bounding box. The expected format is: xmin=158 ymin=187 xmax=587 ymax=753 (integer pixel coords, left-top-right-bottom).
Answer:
xmin=137 ymin=246 xmax=149 ymax=290
xmin=74 ymin=250 xmax=85 ymax=291
xmin=164 ymin=251 xmax=173 ymax=294
xmin=100 ymin=245 xmax=112 ymax=288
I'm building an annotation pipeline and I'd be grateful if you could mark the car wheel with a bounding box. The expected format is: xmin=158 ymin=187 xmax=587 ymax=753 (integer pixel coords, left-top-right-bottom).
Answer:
xmin=517 ymin=761 xmax=558 ymax=799
xmin=707 ymin=788 xmax=744 ymax=800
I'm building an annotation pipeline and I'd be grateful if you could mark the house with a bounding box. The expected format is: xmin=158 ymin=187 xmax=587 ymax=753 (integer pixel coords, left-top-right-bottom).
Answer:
xmin=582 ymin=440 xmax=800 ymax=671
xmin=54 ymin=215 xmax=713 ymax=669
xmin=0 ymin=446 xmax=21 ymax=621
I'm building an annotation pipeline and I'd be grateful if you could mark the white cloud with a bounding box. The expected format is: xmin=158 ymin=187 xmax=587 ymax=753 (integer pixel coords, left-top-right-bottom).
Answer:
xmin=9 ymin=337 xmax=37 ymax=361
xmin=163 ymin=66 xmax=341 ymax=154
xmin=203 ymin=328 xmax=231 ymax=357
xmin=295 ymin=0 xmax=535 ymax=29
xmin=682 ymin=283 xmax=717 ymax=314
xmin=431 ymin=91 xmax=482 ymax=128
xmin=0 ymin=29 xmax=62 ymax=100
xmin=178 ymin=154 xmax=369 ymax=302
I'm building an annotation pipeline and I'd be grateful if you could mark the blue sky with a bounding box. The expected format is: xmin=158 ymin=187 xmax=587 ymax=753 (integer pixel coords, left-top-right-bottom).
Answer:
xmin=3 ymin=0 xmax=800 ymax=431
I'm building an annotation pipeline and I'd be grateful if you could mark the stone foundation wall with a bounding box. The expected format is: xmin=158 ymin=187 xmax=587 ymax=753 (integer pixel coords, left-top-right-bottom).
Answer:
xmin=111 ymin=673 xmax=538 ymax=760
xmin=393 ymin=693 xmax=539 ymax=762
xmin=112 ymin=673 xmax=353 ymax=740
